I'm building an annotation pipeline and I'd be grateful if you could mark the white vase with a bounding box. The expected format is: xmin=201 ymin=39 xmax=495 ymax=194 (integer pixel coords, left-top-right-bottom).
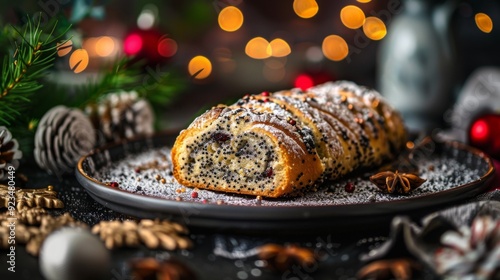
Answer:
xmin=378 ymin=0 xmax=457 ymax=132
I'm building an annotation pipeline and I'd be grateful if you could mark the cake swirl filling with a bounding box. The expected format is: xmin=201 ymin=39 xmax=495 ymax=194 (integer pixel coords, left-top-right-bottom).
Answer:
xmin=181 ymin=129 xmax=281 ymax=193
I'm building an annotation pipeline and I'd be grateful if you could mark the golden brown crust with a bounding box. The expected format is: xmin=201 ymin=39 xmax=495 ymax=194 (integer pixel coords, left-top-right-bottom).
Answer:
xmin=171 ymin=106 xmax=322 ymax=198
xmin=171 ymin=81 xmax=406 ymax=198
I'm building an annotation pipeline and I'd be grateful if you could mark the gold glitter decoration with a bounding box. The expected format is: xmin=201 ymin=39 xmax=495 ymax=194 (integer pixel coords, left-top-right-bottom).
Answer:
xmin=91 ymin=219 xmax=192 ymax=250
xmin=0 ymin=184 xmax=64 ymax=210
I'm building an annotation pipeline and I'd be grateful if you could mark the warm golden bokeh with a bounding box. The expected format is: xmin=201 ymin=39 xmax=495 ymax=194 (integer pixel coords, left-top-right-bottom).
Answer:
xmin=218 ymin=6 xmax=244 ymax=32
xmin=293 ymin=0 xmax=319 ymax=19
xmin=475 ymin=13 xmax=493 ymax=33
xmin=340 ymin=5 xmax=365 ymax=29
xmin=188 ymin=55 xmax=212 ymax=79
xmin=95 ymin=36 xmax=115 ymax=57
xmin=69 ymin=49 xmax=89 ymax=73
xmin=363 ymin=17 xmax=387 ymax=40
xmin=245 ymin=37 xmax=272 ymax=59
xmin=82 ymin=37 xmax=98 ymax=56
xmin=322 ymin=35 xmax=349 ymax=61
xmin=56 ymin=40 xmax=73 ymax=57
xmin=269 ymin=38 xmax=291 ymax=57
xmin=356 ymin=0 xmax=371 ymax=3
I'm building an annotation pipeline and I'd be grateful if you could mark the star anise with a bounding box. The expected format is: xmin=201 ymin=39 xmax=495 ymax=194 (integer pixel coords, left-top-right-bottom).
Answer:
xmin=369 ymin=171 xmax=426 ymax=194
xmin=257 ymin=243 xmax=316 ymax=271
xmin=129 ymin=257 xmax=197 ymax=280
xmin=0 ymin=184 xmax=64 ymax=210
xmin=91 ymin=219 xmax=192 ymax=250
xmin=357 ymin=258 xmax=421 ymax=280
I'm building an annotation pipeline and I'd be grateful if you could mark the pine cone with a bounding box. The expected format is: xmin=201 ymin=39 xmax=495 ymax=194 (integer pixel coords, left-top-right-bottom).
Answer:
xmin=87 ymin=91 xmax=154 ymax=144
xmin=0 ymin=127 xmax=22 ymax=180
xmin=34 ymin=106 xmax=96 ymax=176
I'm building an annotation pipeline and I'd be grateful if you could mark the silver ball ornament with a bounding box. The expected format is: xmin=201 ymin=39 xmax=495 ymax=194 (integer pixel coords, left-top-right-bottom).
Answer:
xmin=39 ymin=227 xmax=110 ymax=280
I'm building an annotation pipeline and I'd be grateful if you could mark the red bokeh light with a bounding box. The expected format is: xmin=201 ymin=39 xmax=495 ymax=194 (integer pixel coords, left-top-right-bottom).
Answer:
xmin=470 ymin=119 xmax=489 ymax=144
xmin=157 ymin=37 xmax=178 ymax=58
xmin=124 ymin=33 xmax=143 ymax=55
xmin=469 ymin=114 xmax=500 ymax=159
xmin=294 ymin=74 xmax=314 ymax=91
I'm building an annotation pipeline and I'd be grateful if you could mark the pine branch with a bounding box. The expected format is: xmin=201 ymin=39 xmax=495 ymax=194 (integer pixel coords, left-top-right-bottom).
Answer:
xmin=0 ymin=18 xmax=69 ymax=126
xmin=73 ymin=57 xmax=185 ymax=109
xmin=72 ymin=57 xmax=141 ymax=107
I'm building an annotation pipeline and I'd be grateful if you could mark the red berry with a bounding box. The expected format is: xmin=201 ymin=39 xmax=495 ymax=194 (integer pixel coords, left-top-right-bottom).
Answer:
xmin=202 ymin=199 xmax=208 ymax=204
xmin=110 ymin=182 xmax=119 ymax=188
xmin=191 ymin=191 xmax=198 ymax=198
xmin=264 ymin=167 xmax=273 ymax=178
xmin=289 ymin=119 xmax=296 ymax=126
xmin=263 ymin=98 xmax=269 ymax=103
xmin=344 ymin=182 xmax=355 ymax=193
xmin=213 ymin=132 xmax=230 ymax=142
xmin=134 ymin=168 xmax=141 ymax=173
xmin=261 ymin=91 xmax=270 ymax=96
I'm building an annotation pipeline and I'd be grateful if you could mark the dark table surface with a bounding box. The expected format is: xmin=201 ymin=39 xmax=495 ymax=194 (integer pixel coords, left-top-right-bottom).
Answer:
xmin=1 ymin=158 xmax=498 ymax=280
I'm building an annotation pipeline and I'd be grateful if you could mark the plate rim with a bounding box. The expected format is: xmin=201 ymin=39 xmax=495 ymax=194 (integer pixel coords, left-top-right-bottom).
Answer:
xmin=75 ymin=132 xmax=496 ymax=223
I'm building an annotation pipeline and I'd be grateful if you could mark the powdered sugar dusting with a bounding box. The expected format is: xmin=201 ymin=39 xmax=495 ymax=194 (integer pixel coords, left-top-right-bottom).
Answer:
xmin=92 ymin=145 xmax=486 ymax=207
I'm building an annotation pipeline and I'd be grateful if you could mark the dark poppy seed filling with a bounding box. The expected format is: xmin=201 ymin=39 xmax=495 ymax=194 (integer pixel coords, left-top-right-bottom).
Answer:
xmin=185 ymin=130 xmax=277 ymax=189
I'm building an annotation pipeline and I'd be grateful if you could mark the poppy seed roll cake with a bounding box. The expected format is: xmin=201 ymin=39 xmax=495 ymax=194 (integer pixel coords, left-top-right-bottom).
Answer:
xmin=171 ymin=81 xmax=407 ymax=198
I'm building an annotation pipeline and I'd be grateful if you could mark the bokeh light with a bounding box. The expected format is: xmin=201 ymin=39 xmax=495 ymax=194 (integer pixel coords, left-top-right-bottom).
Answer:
xmin=214 ymin=48 xmax=236 ymax=74
xmin=137 ymin=10 xmax=155 ymax=30
xmin=294 ymin=73 xmax=314 ymax=90
xmin=470 ymin=119 xmax=489 ymax=144
xmin=56 ymin=40 xmax=73 ymax=57
xmin=356 ymin=0 xmax=371 ymax=3
xmin=157 ymin=37 xmax=178 ymax=57
xmin=306 ymin=46 xmax=323 ymax=63
xmin=269 ymin=38 xmax=291 ymax=57
xmin=95 ymin=36 xmax=115 ymax=57
xmin=69 ymin=49 xmax=89 ymax=73
xmin=245 ymin=37 xmax=272 ymax=59
xmin=475 ymin=13 xmax=493 ymax=33
xmin=322 ymin=35 xmax=349 ymax=61
xmin=293 ymin=0 xmax=319 ymax=19
xmin=218 ymin=6 xmax=244 ymax=32
xmin=188 ymin=55 xmax=212 ymax=79
xmin=363 ymin=17 xmax=387 ymax=40
xmin=124 ymin=33 xmax=143 ymax=55
xmin=263 ymin=63 xmax=286 ymax=82
xmin=137 ymin=4 xmax=158 ymax=30
xmin=340 ymin=5 xmax=365 ymax=29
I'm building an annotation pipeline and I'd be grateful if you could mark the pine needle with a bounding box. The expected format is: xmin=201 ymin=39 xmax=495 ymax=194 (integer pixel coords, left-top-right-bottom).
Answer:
xmin=0 ymin=18 xmax=69 ymax=126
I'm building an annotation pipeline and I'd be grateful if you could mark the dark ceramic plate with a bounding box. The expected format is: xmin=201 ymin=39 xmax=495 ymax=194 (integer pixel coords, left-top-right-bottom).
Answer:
xmin=75 ymin=131 xmax=495 ymax=231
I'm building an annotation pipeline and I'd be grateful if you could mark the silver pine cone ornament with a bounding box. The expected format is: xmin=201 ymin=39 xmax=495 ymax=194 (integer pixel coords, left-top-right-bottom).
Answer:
xmin=87 ymin=91 xmax=154 ymax=144
xmin=0 ymin=127 xmax=23 ymax=180
xmin=34 ymin=106 xmax=96 ymax=177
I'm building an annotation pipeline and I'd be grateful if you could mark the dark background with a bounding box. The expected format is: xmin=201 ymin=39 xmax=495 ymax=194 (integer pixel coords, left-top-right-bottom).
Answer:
xmin=1 ymin=0 xmax=499 ymax=130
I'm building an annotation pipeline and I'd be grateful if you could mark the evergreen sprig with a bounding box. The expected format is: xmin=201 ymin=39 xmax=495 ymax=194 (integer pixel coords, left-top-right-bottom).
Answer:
xmin=72 ymin=57 xmax=140 ymax=107
xmin=0 ymin=18 xmax=68 ymax=126
xmin=72 ymin=57 xmax=184 ymax=109
xmin=76 ymin=58 xmax=185 ymax=130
